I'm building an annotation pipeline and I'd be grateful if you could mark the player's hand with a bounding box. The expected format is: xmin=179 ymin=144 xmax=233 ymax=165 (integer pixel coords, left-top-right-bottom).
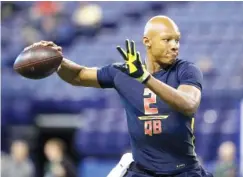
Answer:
xmin=24 ymin=40 xmax=63 ymax=55
xmin=115 ymin=39 xmax=150 ymax=83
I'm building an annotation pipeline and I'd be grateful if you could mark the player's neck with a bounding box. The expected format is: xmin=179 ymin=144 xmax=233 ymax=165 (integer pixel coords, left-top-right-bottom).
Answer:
xmin=145 ymin=53 xmax=170 ymax=74
xmin=146 ymin=59 xmax=161 ymax=74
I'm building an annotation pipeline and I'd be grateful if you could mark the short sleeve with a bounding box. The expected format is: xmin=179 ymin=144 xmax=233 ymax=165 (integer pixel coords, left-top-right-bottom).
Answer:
xmin=97 ymin=64 xmax=119 ymax=88
xmin=178 ymin=63 xmax=203 ymax=91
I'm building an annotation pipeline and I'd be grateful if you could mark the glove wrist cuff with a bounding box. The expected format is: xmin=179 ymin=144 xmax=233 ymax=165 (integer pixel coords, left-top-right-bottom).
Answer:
xmin=142 ymin=73 xmax=151 ymax=84
xmin=136 ymin=70 xmax=150 ymax=84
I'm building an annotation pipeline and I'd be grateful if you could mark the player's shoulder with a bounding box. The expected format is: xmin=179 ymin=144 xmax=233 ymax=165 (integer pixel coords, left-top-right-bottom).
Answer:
xmin=175 ymin=58 xmax=197 ymax=68
xmin=99 ymin=63 xmax=121 ymax=75
xmin=175 ymin=58 xmax=201 ymax=73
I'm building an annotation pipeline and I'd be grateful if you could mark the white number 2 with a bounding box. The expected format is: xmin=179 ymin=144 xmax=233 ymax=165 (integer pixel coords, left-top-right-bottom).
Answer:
xmin=143 ymin=88 xmax=158 ymax=115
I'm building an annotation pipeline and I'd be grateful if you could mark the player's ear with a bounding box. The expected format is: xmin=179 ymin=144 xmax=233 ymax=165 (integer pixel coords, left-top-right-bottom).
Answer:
xmin=143 ymin=37 xmax=151 ymax=48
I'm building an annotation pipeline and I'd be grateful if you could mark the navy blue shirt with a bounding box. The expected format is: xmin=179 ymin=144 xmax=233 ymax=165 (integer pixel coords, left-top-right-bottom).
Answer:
xmin=97 ymin=59 xmax=203 ymax=174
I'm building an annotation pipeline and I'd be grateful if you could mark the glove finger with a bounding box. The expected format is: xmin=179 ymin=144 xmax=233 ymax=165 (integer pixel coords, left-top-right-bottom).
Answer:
xmin=116 ymin=46 xmax=128 ymax=61
xmin=125 ymin=39 xmax=131 ymax=54
xmin=136 ymin=52 xmax=143 ymax=65
xmin=131 ymin=40 xmax=136 ymax=56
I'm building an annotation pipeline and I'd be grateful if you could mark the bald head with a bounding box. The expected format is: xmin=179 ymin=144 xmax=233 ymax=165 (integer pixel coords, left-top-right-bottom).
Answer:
xmin=143 ymin=15 xmax=180 ymax=67
xmin=144 ymin=16 xmax=179 ymax=38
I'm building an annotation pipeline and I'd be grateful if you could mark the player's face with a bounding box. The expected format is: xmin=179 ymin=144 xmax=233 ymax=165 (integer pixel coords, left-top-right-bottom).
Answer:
xmin=151 ymin=31 xmax=180 ymax=65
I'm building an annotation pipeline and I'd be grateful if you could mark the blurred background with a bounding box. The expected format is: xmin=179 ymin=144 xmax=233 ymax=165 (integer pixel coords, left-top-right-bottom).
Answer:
xmin=1 ymin=1 xmax=243 ymax=177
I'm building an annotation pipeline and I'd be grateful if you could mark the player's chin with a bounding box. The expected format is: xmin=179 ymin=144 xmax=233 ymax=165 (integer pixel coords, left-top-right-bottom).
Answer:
xmin=159 ymin=54 xmax=177 ymax=65
xmin=166 ymin=56 xmax=177 ymax=64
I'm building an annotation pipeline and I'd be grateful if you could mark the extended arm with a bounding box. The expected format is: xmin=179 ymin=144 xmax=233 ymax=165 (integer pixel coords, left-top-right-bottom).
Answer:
xmin=57 ymin=58 xmax=101 ymax=88
xmin=25 ymin=40 xmax=101 ymax=88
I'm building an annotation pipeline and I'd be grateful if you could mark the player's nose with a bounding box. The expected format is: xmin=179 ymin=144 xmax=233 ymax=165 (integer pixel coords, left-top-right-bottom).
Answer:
xmin=171 ymin=47 xmax=178 ymax=53
xmin=169 ymin=40 xmax=179 ymax=52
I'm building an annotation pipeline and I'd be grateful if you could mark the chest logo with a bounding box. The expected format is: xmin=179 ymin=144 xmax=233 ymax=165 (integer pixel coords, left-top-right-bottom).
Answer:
xmin=142 ymin=88 xmax=168 ymax=136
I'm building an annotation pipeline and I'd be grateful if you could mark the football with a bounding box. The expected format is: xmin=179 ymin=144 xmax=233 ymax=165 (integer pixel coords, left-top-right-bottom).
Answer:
xmin=13 ymin=45 xmax=63 ymax=79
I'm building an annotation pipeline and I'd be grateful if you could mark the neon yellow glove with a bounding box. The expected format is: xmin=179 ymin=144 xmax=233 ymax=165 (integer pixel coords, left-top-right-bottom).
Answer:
xmin=115 ymin=39 xmax=150 ymax=83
